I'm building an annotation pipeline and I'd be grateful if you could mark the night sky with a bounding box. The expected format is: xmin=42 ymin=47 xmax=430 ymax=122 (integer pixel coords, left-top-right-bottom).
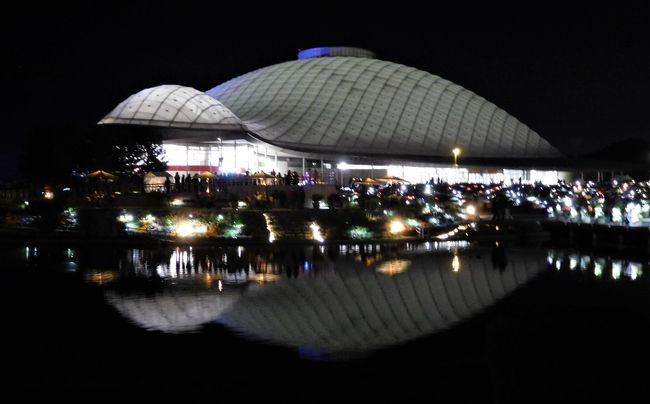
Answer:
xmin=3 ymin=5 xmax=650 ymax=179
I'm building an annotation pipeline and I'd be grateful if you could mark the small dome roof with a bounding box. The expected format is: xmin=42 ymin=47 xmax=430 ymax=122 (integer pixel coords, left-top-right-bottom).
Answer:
xmin=99 ymin=85 xmax=242 ymax=130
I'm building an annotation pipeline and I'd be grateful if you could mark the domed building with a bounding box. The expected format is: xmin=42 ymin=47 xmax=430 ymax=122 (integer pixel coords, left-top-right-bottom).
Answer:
xmin=100 ymin=47 xmax=566 ymax=184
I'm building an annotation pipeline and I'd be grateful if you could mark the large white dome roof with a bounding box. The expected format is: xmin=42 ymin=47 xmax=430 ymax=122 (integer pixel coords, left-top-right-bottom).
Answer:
xmin=207 ymin=57 xmax=561 ymax=159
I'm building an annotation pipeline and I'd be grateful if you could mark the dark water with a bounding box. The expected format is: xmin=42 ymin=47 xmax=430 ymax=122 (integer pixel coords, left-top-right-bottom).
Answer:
xmin=3 ymin=241 xmax=650 ymax=401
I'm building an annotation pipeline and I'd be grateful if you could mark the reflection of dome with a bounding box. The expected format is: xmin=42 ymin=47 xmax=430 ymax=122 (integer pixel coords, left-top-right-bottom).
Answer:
xmin=99 ymin=85 xmax=242 ymax=130
xmin=105 ymin=287 xmax=241 ymax=333
xmin=217 ymin=249 xmax=544 ymax=353
xmin=206 ymin=57 xmax=561 ymax=159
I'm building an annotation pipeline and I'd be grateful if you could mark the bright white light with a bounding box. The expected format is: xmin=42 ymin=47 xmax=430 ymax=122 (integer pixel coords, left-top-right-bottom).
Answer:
xmin=612 ymin=261 xmax=622 ymax=279
xmin=175 ymin=220 xmax=207 ymax=237
xmin=310 ymin=222 xmax=324 ymax=242
xmin=627 ymin=263 xmax=642 ymax=280
xmin=171 ymin=199 xmax=184 ymax=206
xmin=465 ymin=204 xmax=476 ymax=216
xmin=389 ymin=220 xmax=406 ymax=234
xmin=263 ymin=213 xmax=276 ymax=243
xmin=594 ymin=259 xmax=605 ymax=277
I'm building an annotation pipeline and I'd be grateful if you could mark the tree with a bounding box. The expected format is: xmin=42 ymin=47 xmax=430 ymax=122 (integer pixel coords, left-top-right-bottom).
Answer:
xmin=21 ymin=125 xmax=167 ymax=184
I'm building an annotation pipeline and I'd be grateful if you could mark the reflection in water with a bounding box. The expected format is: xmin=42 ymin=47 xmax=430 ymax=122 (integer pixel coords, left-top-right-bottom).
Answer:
xmin=547 ymin=250 xmax=645 ymax=281
xmin=376 ymin=259 xmax=411 ymax=276
xmin=85 ymin=270 xmax=118 ymax=285
xmin=98 ymin=243 xmax=546 ymax=354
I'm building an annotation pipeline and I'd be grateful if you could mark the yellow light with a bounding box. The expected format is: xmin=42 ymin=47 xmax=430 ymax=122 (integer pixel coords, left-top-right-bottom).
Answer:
xmin=389 ymin=220 xmax=406 ymax=234
xmin=465 ymin=204 xmax=476 ymax=216
xmin=452 ymin=255 xmax=460 ymax=272
xmin=376 ymin=259 xmax=411 ymax=276
xmin=43 ymin=191 xmax=54 ymax=200
xmin=85 ymin=270 xmax=118 ymax=285
xmin=250 ymin=273 xmax=280 ymax=284
xmin=452 ymin=147 xmax=462 ymax=166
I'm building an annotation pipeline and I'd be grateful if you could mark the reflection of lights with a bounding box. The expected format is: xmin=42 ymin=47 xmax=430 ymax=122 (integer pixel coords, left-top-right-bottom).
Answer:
xmin=389 ymin=220 xmax=406 ymax=234
xmin=376 ymin=259 xmax=411 ymax=276
xmin=85 ymin=270 xmax=118 ymax=285
xmin=250 ymin=273 xmax=280 ymax=284
xmin=204 ymin=273 xmax=214 ymax=287
xmin=263 ymin=213 xmax=276 ymax=243
xmin=171 ymin=199 xmax=184 ymax=206
xmin=627 ymin=263 xmax=642 ymax=280
xmin=612 ymin=261 xmax=622 ymax=280
xmin=452 ymin=255 xmax=460 ymax=272
xmin=594 ymin=259 xmax=605 ymax=277
xmin=310 ymin=222 xmax=324 ymax=242
xmin=218 ymin=280 xmax=223 ymax=292
xmin=547 ymin=252 xmax=554 ymax=265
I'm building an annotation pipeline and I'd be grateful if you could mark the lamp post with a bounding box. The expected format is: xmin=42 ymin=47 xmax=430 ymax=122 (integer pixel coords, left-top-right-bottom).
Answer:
xmin=452 ymin=147 xmax=461 ymax=183
xmin=452 ymin=147 xmax=461 ymax=166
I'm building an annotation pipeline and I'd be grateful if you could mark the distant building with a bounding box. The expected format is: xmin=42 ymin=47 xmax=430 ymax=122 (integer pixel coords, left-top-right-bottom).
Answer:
xmin=100 ymin=47 xmax=566 ymax=184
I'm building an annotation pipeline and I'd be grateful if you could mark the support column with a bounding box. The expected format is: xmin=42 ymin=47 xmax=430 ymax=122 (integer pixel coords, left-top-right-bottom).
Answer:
xmin=302 ymin=157 xmax=305 ymax=178
xmin=274 ymin=152 xmax=278 ymax=172
xmin=233 ymin=140 xmax=237 ymax=173
xmin=185 ymin=145 xmax=189 ymax=175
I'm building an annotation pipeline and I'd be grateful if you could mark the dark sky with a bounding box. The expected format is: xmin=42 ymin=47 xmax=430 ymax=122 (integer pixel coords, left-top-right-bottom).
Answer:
xmin=3 ymin=5 xmax=650 ymax=178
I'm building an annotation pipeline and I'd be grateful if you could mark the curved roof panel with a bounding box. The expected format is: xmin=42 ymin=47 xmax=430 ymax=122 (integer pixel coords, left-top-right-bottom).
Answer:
xmin=99 ymin=85 xmax=243 ymax=130
xmin=207 ymin=57 xmax=561 ymax=158
xmin=216 ymin=249 xmax=544 ymax=353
